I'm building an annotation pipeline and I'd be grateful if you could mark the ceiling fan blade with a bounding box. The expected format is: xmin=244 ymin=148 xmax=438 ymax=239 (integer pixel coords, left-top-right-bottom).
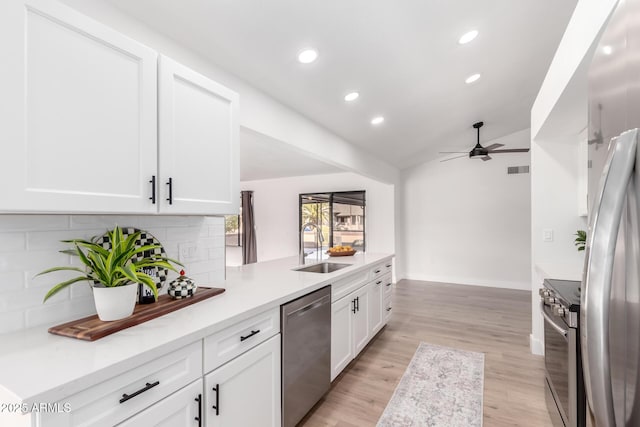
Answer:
xmin=481 ymin=155 xmax=492 ymax=161
xmin=483 ymin=143 xmax=504 ymax=151
xmin=488 ymin=148 xmax=530 ymax=153
xmin=440 ymin=154 xmax=467 ymax=162
xmin=438 ymin=151 xmax=468 ymax=154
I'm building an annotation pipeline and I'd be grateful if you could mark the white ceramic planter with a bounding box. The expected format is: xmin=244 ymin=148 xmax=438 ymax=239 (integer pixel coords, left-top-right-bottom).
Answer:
xmin=92 ymin=283 xmax=137 ymax=321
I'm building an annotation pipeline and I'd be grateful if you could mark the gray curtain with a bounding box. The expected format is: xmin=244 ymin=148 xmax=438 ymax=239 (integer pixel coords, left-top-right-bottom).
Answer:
xmin=241 ymin=190 xmax=257 ymax=264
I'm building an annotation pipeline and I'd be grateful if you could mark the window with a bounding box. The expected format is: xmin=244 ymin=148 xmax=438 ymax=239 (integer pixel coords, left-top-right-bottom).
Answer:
xmin=299 ymin=191 xmax=365 ymax=258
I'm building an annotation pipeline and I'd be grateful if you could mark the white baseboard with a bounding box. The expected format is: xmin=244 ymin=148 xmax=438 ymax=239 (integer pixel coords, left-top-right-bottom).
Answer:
xmin=530 ymin=334 xmax=544 ymax=355
xmin=401 ymin=273 xmax=530 ymax=291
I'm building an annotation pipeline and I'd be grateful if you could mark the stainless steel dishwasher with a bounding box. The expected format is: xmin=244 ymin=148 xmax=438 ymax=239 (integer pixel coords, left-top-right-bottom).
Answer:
xmin=281 ymin=285 xmax=331 ymax=427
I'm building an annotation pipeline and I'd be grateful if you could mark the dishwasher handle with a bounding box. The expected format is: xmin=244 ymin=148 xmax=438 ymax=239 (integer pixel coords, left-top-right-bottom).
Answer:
xmin=286 ymin=294 xmax=331 ymax=318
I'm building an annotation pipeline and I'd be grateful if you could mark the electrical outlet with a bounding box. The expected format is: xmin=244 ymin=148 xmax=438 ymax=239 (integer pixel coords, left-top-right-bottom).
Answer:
xmin=179 ymin=242 xmax=204 ymax=262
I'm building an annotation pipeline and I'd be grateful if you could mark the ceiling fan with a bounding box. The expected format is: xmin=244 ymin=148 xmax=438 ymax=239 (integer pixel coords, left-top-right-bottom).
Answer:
xmin=439 ymin=121 xmax=530 ymax=162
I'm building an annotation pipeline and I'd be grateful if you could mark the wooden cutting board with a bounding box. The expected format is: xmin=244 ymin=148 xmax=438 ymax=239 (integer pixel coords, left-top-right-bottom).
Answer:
xmin=48 ymin=287 xmax=225 ymax=341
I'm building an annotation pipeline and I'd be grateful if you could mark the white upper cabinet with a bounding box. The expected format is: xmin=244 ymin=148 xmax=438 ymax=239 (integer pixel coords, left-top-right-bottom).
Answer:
xmin=158 ymin=55 xmax=239 ymax=215
xmin=0 ymin=1 xmax=239 ymax=215
xmin=1 ymin=0 xmax=158 ymax=213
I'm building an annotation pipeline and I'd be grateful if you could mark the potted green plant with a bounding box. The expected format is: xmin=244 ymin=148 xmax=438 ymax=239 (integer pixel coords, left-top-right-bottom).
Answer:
xmin=38 ymin=226 xmax=182 ymax=321
xmin=575 ymin=230 xmax=587 ymax=252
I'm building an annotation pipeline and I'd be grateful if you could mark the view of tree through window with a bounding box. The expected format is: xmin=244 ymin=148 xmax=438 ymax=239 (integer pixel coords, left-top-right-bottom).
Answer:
xmin=299 ymin=191 xmax=365 ymax=258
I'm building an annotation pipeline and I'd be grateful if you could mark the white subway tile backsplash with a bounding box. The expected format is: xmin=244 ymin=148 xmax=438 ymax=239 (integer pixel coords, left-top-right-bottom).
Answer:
xmin=0 ymin=272 xmax=25 ymax=292
xmin=0 ymin=310 xmax=24 ymax=334
xmin=0 ymin=214 xmax=225 ymax=334
xmin=0 ymin=233 xmax=26 ymax=252
xmin=0 ymin=215 xmax=69 ymax=231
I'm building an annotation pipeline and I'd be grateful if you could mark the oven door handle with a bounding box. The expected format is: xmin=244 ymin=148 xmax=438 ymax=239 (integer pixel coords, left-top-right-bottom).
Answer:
xmin=539 ymin=301 xmax=568 ymax=337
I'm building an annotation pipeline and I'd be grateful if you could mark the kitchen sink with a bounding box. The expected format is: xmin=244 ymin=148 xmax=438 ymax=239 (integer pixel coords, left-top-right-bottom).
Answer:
xmin=294 ymin=262 xmax=351 ymax=274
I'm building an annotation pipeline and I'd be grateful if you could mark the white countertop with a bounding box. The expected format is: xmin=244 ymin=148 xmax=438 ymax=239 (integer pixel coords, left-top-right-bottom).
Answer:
xmin=0 ymin=253 xmax=393 ymax=404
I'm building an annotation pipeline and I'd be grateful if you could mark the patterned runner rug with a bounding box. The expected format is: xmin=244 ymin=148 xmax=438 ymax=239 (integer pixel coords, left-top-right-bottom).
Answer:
xmin=377 ymin=343 xmax=484 ymax=427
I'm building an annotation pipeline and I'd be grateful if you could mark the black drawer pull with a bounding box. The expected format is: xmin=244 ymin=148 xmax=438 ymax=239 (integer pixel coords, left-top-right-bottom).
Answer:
xmin=119 ymin=381 xmax=160 ymax=403
xmin=240 ymin=329 xmax=260 ymax=341
xmin=386 ymin=307 xmax=392 ymax=312
xmin=212 ymin=384 xmax=220 ymax=415
xmin=386 ymin=283 xmax=392 ymax=287
xmin=195 ymin=394 xmax=202 ymax=426
xmin=374 ymin=269 xmax=381 ymax=274
xmin=352 ymin=299 xmax=357 ymax=314
xmin=166 ymin=177 xmax=173 ymax=205
xmin=385 ymin=264 xmax=392 ymax=268
xmin=355 ymin=296 xmax=360 ymax=312
xmin=376 ymin=280 xmax=382 ymax=285
xmin=149 ymin=175 xmax=156 ymax=204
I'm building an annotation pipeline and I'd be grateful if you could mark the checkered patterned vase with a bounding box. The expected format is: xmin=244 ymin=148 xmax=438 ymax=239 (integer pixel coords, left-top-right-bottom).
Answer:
xmin=168 ymin=271 xmax=197 ymax=299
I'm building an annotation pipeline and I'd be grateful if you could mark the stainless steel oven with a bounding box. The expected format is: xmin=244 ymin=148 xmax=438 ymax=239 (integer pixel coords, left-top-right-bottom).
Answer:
xmin=540 ymin=279 xmax=586 ymax=427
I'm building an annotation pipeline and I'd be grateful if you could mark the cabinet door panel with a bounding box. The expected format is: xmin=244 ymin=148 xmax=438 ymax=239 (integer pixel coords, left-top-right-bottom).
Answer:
xmin=117 ymin=380 xmax=202 ymax=427
xmin=204 ymin=335 xmax=281 ymax=427
xmin=353 ymin=286 xmax=370 ymax=355
xmin=331 ymin=295 xmax=354 ymax=381
xmin=1 ymin=0 xmax=157 ymax=213
xmin=159 ymin=55 xmax=239 ymax=215
xmin=367 ymin=280 xmax=383 ymax=335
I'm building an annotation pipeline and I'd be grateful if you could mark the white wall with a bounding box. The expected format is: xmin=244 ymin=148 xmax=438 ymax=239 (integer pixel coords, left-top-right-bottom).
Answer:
xmin=240 ymin=173 xmax=395 ymax=263
xmin=528 ymin=0 xmax=618 ymax=354
xmin=59 ymin=0 xmax=399 ymax=186
xmin=400 ymin=129 xmax=531 ymax=290
xmin=0 ymin=215 xmax=225 ymax=335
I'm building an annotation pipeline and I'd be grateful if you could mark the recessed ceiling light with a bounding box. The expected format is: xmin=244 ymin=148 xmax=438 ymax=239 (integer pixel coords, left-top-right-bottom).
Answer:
xmin=465 ymin=73 xmax=481 ymax=84
xmin=603 ymin=45 xmax=613 ymax=55
xmin=371 ymin=116 xmax=385 ymax=125
xmin=344 ymin=92 xmax=359 ymax=102
xmin=298 ymin=48 xmax=318 ymax=64
xmin=458 ymin=30 xmax=479 ymax=45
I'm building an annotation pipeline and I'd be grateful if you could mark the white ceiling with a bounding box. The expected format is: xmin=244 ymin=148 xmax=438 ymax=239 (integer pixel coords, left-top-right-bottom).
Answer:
xmin=106 ymin=0 xmax=577 ymax=172
xmin=240 ymin=127 xmax=342 ymax=181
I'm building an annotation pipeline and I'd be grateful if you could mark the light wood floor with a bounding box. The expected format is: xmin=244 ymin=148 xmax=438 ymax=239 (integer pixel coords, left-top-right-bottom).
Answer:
xmin=301 ymin=279 xmax=553 ymax=427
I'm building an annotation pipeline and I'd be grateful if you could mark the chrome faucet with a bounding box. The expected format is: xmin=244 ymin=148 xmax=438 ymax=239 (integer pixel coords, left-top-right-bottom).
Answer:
xmin=300 ymin=222 xmax=324 ymax=265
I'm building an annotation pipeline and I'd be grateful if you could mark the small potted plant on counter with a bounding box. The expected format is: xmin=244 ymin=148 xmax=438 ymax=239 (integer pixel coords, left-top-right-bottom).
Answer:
xmin=38 ymin=225 xmax=182 ymax=321
xmin=575 ymin=230 xmax=587 ymax=252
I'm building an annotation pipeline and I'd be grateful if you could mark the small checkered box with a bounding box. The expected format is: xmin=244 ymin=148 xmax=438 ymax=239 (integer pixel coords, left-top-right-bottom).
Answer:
xmin=168 ymin=270 xmax=197 ymax=299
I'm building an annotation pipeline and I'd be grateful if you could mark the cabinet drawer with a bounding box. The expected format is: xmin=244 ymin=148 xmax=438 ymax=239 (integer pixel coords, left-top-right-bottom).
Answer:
xmin=384 ymin=295 xmax=392 ymax=322
xmin=204 ymin=307 xmax=279 ymax=373
xmin=117 ymin=379 xmax=202 ymax=427
xmin=370 ymin=260 xmax=393 ymax=280
xmin=380 ymin=273 xmax=393 ymax=297
xmin=331 ymin=269 xmax=369 ymax=302
xmin=40 ymin=341 xmax=202 ymax=427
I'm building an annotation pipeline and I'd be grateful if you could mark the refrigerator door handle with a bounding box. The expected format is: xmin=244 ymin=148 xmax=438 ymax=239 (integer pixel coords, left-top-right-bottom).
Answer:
xmin=582 ymin=128 xmax=638 ymax=427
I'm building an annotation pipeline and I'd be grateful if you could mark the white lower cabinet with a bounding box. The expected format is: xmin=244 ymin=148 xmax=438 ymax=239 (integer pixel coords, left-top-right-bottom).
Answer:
xmin=330 ymin=261 xmax=393 ymax=381
xmin=367 ymin=279 xmax=384 ymax=336
xmin=204 ymin=334 xmax=281 ymax=427
xmin=117 ymin=379 xmax=203 ymax=427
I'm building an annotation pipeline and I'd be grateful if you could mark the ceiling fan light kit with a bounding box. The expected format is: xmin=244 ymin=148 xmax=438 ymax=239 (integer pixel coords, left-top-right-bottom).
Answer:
xmin=439 ymin=121 xmax=530 ymax=162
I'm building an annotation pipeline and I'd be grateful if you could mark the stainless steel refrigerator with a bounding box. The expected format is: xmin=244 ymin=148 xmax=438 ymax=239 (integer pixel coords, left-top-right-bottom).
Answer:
xmin=583 ymin=0 xmax=640 ymax=425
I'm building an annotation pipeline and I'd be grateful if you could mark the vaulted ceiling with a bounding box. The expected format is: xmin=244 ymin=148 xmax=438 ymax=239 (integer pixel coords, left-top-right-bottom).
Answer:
xmin=106 ymin=0 xmax=577 ymax=172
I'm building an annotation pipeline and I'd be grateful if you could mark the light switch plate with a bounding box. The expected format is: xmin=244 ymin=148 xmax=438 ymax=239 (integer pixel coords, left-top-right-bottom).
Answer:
xmin=543 ymin=229 xmax=554 ymax=242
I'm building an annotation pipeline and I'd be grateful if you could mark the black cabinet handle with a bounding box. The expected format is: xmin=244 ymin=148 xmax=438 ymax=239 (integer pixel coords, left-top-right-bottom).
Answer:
xmin=194 ymin=394 xmax=202 ymax=426
xmin=166 ymin=177 xmax=173 ymax=205
xmin=374 ymin=269 xmax=381 ymax=274
xmin=212 ymin=384 xmax=219 ymax=415
xmin=240 ymin=329 xmax=260 ymax=342
xmin=386 ymin=283 xmax=392 ymax=287
xmin=355 ymin=296 xmax=360 ymax=312
xmin=386 ymin=307 xmax=392 ymax=312
xmin=119 ymin=381 xmax=160 ymax=404
xmin=149 ymin=175 xmax=156 ymax=204
xmin=376 ymin=280 xmax=382 ymax=285
xmin=385 ymin=264 xmax=392 ymax=268
xmin=352 ymin=299 xmax=356 ymax=314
